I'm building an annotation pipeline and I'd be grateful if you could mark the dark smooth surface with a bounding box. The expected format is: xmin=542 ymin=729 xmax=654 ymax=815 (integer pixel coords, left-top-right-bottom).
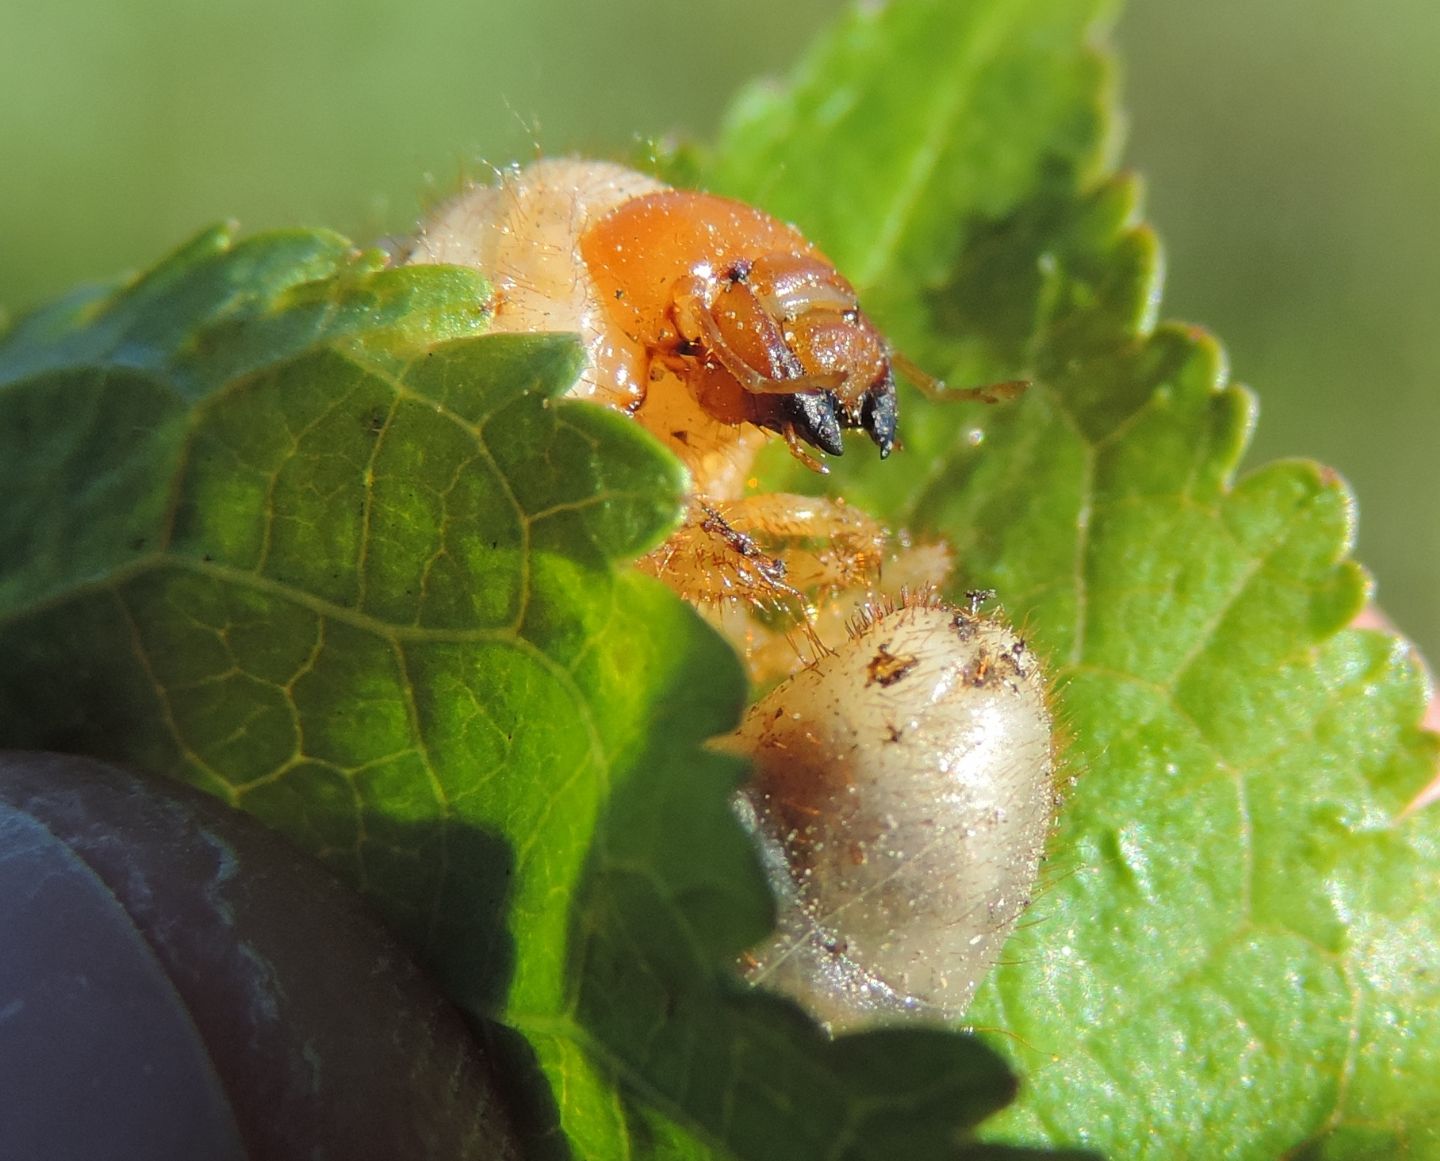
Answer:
xmin=0 ymin=806 xmax=245 ymax=1161
xmin=0 ymin=751 xmax=519 ymax=1161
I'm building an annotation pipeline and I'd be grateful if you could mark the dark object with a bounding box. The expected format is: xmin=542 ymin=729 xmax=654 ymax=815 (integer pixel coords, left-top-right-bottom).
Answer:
xmin=0 ymin=751 xmax=518 ymax=1161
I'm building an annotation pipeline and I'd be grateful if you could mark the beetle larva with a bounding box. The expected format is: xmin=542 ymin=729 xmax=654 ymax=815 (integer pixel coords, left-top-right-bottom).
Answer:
xmin=729 ymin=594 xmax=1056 ymax=1032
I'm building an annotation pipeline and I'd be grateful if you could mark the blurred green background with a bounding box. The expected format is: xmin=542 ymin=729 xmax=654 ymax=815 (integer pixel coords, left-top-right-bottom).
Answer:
xmin=3 ymin=0 xmax=1435 ymax=670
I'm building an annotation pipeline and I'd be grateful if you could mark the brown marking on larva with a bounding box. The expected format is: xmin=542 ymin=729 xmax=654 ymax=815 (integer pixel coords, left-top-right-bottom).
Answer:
xmin=866 ymin=642 xmax=918 ymax=687
xmin=765 ymin=792 xmax=828 ymax=829
xmin=724 ymin=258 xmax=752 ymax=283
xmin=754 ymin=738 xmax=855 ymax=851
xmin=1004 ymin=638 xmax=1029 ymax=679
xmin=952 ymin=611 xmax=978 ymax=641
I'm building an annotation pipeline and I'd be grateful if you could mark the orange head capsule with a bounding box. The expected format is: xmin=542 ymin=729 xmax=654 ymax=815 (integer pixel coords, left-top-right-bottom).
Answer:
xmin=580 ymin=191 xmax=898 ymax=459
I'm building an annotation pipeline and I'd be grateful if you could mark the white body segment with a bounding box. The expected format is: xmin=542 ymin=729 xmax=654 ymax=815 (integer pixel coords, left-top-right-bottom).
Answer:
xmin=732 ymin=597 xmax=1055 ymax=1032
xmin=404 ymin=159 xmax=665 ymax=409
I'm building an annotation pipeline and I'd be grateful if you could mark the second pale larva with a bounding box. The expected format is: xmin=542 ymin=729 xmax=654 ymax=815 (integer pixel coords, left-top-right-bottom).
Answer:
xmin=729 ymin=594 xmax=1056 ymax=1033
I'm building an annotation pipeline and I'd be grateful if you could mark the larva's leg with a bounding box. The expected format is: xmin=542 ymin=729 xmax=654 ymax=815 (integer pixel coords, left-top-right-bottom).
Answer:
xmin=671 ymin=281 xmax=845 ymax=398
xmin=892 ymin=352 xmax=1027 ymax=405
xmin=704 ymin=493 xmax=889 ymax=594
xmin=635 ymin=500 xmax=802 ymax=615
xmin=638 ymin=493 xmax=955 ymax=685
xmin=638 ymin=495 xmax=887 ymax=609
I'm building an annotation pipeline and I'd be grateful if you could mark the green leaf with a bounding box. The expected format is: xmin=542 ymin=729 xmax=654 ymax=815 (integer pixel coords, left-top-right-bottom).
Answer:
xmin=0 ymin=225 xmax=1072 ymax=1159
xmin=5 ymin=0 xmax=1436 ymax=1156
xmin=707 ymin=0 xmax=1440 ymax=1156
